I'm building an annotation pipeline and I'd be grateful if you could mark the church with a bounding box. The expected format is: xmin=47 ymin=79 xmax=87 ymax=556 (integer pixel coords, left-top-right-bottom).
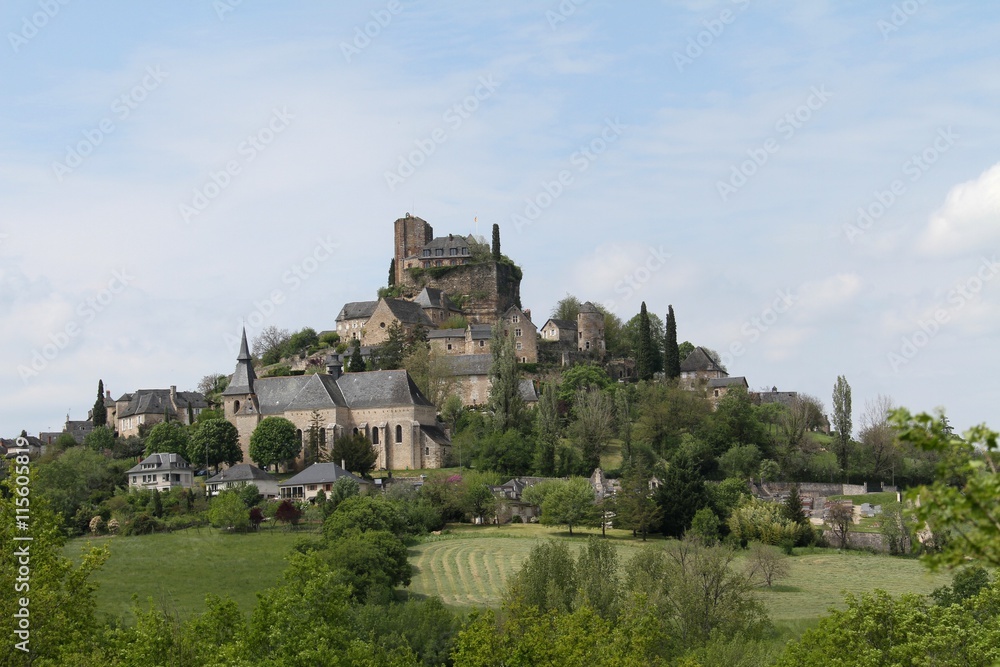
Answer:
xmin=222 ymin=329 xmax=451 ymax=471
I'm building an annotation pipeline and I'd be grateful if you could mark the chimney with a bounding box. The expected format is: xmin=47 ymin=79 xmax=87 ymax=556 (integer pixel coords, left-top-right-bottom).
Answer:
xmin=170 ymin=385 xmax=177 ymax=401
xmin=106 ymin=390 xmax=111 ymax=399
xmin=326 ymin=357 xmax=343 ymax=380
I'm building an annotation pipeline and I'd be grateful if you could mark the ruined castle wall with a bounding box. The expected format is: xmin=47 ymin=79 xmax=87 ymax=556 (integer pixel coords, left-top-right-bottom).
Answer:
xmin=402 ymin=261 xmax=521 ymax=324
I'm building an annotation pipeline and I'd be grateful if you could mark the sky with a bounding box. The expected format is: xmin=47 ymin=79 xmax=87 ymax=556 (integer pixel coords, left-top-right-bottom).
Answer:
xmin=2 ymin=1 xmax=999 ymax=437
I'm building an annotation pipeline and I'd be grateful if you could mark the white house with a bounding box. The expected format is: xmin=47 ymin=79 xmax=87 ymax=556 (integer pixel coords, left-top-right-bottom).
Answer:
xmin=278 ymin=462 xmax=369 ymax=501
xmin=205 ymin=463 xmax=279 ymax=498
xmin=127 ymin=452 xmax=194 ymax=492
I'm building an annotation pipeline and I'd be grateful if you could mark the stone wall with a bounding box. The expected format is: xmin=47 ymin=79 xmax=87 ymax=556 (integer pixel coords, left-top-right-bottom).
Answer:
xmin=822 ymin=530 xmax=887 ymax=552
xmin=765 ymin=482 xmax=868 ymax=497
xmin=402 ymin=261 xmax=521 ymax=324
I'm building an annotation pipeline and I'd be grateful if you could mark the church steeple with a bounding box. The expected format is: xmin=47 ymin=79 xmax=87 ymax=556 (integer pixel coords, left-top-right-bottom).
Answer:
xmin=223 ymin=328 xmax=256 ymax=396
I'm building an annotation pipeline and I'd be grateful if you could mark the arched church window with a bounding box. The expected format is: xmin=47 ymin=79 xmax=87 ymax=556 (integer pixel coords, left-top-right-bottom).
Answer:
xmin=372 ymin=428 xmax=380 ymax=444
xmin=395 ymin=425 xmax=402 ymax=443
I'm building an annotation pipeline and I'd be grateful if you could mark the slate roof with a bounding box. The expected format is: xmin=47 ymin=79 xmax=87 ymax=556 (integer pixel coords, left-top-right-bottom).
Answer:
xmin=756 ymin=390 xmax=798 ymax=407
xmin=336 ymin=300 xmax=378 ymax=322
xmin=680 ymin=346 xmax=727 ymax=374
xmin=428 ymin=328 xmax=465 ymax=339
xmin=205 ymin=463 xmax=277 ymax=484
xmin=708 ymin=376 xmax=748 ymax=388
xmin=278 ymin=462 xmax=366 ymax=487
xmin=519 ymin=379 xmax=539 ymax=403
xmin=543 ymin=318 xmax=577 ymax=331
xmin=442 ymin=354 xmax=492 ymax=376
xmin=422 ymin=234 xmax=470 ymax=254
xmin=127 ymin=452 xmax=190 ymax=474
xmin=579 ymin=301 xmax=601 ymax=314
xmin=420 ymin=424 xmax=451 ymax=446
xmin=223 ymin=329 xmax=257 ymax=396
xmin=117 ymin=389 xmax=209 ymax=418
xmin=468 ymin=324 xmax=492 ymax=340
xmin=383 ymin=299 xmax=435 ymax=327
xmin=255 ymin=374 xmax=345 ymax=415
xmin=336 ymin=370 xmax=434 ymax=409
xmin=413 ymin=287 xmax=458 ymax=311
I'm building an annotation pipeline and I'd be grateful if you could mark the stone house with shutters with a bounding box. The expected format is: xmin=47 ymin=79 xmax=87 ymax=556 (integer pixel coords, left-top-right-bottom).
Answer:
xmin=336 ymin=300 xmax=378 ymax=341
xmin=126 ymin=452 xmax=194 ymax=491
xmin=540 ymin=318 xmax=577 ymax=343
xmin=500 ymin=305 xmax=537 ymax=364
xmin=114 ymin=387 xmax=209 ymax=438
xmin=428 ymin=323 xmax=492 ymax=356
xmin=222 ymin=330 xmax=450 ymax=471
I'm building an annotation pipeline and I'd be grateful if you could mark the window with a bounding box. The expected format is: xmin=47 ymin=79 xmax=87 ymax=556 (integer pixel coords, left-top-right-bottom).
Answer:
xmin=585 ymin=341 xmax=591 ymax=350
xmin=435 ymin=248 xmax=443 ymax=256
xmin=479 ymin=340 xmax=485 ymax=347
xmin=372 ymin=428 xmax=380 ymax=444
xmin=514 ymin=328 xmax=522 ymax=337
xmin=423 ymin=249 xmax=430 ymax=257
xmin=512 ymin=315 xmax=519 ymax=323
xmin=435 ymin=260 xmax=442 ymax=266
xmin=353 ymin=427 xmax=359 ymax=435
xmin=449 ymin=248 xmax=457 ymax=256
xmin=462 ymin=247 xmax=469 ymax=255
xmin=425 ymin=447 xmax=429 ymax=455
xmin=516 ymin=342 xmax=522 ymax=350
xmin=521 ymin=357 xmax=527 ymax=363
xmin=308 ymin=484 xmax=316 ymax=491
xmin=396 ymin=425 xmax=403 ymax=442
xmin=233 ymin=400 xmax=240 ymax=413
xmin=162 ymin=474 xmax=169 ymax=481
xmin=132 ymin=476 xmax=137 ymax=483
xmin=714 ymin=389 xmax=720 ymax=397
xmin=447 ymin=344 xmax=452 ymax=350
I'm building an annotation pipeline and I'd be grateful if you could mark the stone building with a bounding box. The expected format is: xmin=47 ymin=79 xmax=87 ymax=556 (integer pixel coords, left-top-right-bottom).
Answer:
xmin=540 ymin=318 xmax=577 ymax=343
xmin=361 ymin=298 xmax=436 ymax=347
xmin=576 ymin=301 xmax=606 ymax=357
xmin=680 ymin=347 xmax=728 ymax=384
xmin=500 ymin=305 xmax=537 ymax=364
xmin=114 ymin=387 xmax=209 ymax=438
xmin=222 ymin=330 xmax=450 ymax=471
xmin=391 ymin=213 xmax=522 ymax=324
xmin=335 ymin=300 xmax=378 ymax=341
xmin=413 ymin=287 xmax=462 ymax=325
xmin=428 ymin=323 xmax=491 ymax=356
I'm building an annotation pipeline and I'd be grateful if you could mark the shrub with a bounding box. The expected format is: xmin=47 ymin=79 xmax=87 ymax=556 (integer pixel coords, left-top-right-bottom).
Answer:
xmin=123 ymin=513 xmax=162 ymax=536
xmin=89 ymin=516 xmax=105 ymax=535
xmin=275 ymin=500 xmax=302 ymax=527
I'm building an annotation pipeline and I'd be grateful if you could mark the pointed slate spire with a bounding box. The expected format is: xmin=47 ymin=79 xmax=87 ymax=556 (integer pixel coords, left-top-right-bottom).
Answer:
xmin=222 ymin=327 xmax=257 ymax=396
xmin=237 ymin=327 xmax=252 ymax=361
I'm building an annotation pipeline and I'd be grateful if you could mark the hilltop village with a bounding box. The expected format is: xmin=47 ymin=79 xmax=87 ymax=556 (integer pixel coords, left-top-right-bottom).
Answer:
xmin=26 ymin=213 xmax=800 ymax=475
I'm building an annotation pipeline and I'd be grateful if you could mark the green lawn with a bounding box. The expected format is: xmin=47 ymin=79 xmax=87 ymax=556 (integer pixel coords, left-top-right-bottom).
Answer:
xmin=408 ymin=524 xmax=950 ymax=621
xmin=64 ymin=525 xmax=319 ymax=621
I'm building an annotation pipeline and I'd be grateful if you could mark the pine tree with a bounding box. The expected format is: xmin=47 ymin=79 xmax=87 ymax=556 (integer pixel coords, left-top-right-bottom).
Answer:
xmin=388 ymin=258 xmax=396 ymax=287
xmin=636 ymin=302 xmax=653 ymax=381
xmin=305 ymin=409 xmax=327 ymax=466
xmin=782 ymin=484 xmax=807 ymax=525
xmin=665 ymin=305 xmax=680 ymax=380
xmin=348 ymin=341 xmax=365 ymax=373
xmin=491 ymin=223 xmax=501 ymax=261
xmin=92 ymin=379 xmax=107 ymax=427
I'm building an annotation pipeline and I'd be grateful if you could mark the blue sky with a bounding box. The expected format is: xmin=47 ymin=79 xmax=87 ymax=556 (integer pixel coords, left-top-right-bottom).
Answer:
xmin=2 ymin=1 xmax=999 ymax=436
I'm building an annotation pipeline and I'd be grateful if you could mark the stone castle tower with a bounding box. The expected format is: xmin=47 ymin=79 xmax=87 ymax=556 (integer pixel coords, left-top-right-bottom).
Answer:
xmin=390 ymin=213 xmax=522 ymax=324
xmin=577 ymin=301 xmax=605 ymax=358
xmin=393 ymin=213 xmax=433 ymax=285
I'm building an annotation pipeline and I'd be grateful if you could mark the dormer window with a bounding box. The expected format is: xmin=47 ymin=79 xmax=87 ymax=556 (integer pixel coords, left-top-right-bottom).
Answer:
xmin=435 ymin=248 xmax=443 ymax=256
xmin=423 ymin=249 xmax=430 ymax=257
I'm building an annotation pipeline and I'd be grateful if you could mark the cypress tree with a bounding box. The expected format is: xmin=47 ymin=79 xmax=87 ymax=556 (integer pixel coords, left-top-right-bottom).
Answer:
xmin=388 ymin=258 xmax=396 ymax=286
xmin=93 ymin=379 xmax=107 ymax=427
xmin=491 ymin=223 xmax=501 ymax=261
xmin=636 ymin=302 xmax=653 ymax=381
xmin=348 ymin=341 xmax=365 ymax=373
xmin=665 ymin=305 xmax=680 ymax=380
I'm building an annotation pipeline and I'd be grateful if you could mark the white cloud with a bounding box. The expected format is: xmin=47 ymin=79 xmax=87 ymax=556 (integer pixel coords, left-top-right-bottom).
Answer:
xmin=918 ymin=162 xmax=1000 ymax=255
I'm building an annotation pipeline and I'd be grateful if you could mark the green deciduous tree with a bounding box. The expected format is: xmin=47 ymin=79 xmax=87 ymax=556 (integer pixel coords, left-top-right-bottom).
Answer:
xmin=83 ymin=425 xmax=115 ymax=453
xmin=551 ymin=294 xmax=582 ymax=321
xmin=533 ymin=382 xmax=560 ymax=476
xmin=248 ymin=416 xmax=299 ymax=472
xmin=832 ymin=375 xmax=852 ymax=474
xmin=569 ymin=387 xmax=614 ymax=473
xmin=144 ymin=420 xmax=189 ymax=457
xmin=329 ymin=432 xmax=377 ymax=477
xmin=614 ymin=473 xmax=663 ymax=541
xmin=487 ymin=323 xmax=524 ymax=433
xmin=188 ymin=418 xmax=243 ymax=473
xmin=208 ymin=490 xmax=250 ymax=532
xmin=540 ymin=477 xmax=598 ymax=535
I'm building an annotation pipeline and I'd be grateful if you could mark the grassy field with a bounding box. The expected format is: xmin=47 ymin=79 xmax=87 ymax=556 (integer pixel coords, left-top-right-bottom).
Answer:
xmin=408 ymin=523 xmax=951 ymax=621
xmin=68 ymin=520 xmax=951 ymax=628
xmin=64 ymin=525 xmax=319 ymax=621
